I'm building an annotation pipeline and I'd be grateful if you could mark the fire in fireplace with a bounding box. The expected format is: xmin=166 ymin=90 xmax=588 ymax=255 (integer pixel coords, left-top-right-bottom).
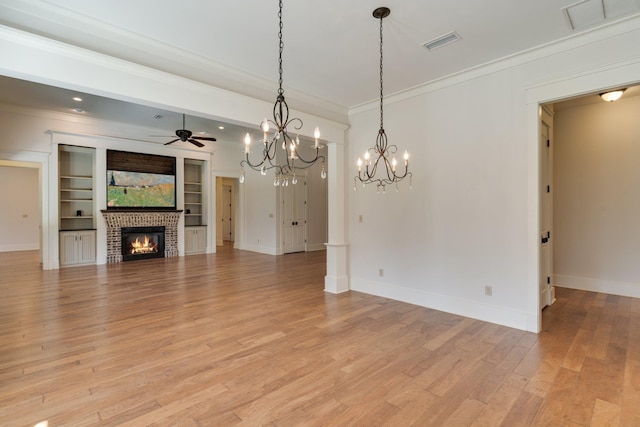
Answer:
xmin=121 ymin=226 xmax=165 ymax=261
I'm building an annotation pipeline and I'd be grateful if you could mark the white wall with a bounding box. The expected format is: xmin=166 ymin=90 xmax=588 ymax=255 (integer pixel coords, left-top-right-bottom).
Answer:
xmin=348 ymin=16 xmax=640 ymax=331
xmin=554 ymin=94 xmax=640 ymax=297
xmin=0 ymin=165 xmax=39 ymax=251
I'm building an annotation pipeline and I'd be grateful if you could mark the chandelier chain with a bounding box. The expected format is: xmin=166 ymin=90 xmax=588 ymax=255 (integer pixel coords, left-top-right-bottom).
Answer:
xmin=278 ymin=0 xmax=284 ymax=95
xmin=379 ymin=14 xmax=384 ymax=131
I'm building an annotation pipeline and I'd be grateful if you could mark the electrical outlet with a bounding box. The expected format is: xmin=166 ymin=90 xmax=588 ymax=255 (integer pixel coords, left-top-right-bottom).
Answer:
xmin=484 ymin=285 xmax=493 ymax=296
xmin=379 ymin=268 xmax=384 ymax=277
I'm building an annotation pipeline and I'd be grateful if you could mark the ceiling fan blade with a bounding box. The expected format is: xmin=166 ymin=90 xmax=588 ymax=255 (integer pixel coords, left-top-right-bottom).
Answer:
xmin=164 ymin=138 xmax=179 ymax=145
xmin=192 ymin=136 xmax=217 ymax=141
xmin=188 ymin=139 xmax=205 ymax=148
xmin=149 ymin=135 xmax=174 ymax=137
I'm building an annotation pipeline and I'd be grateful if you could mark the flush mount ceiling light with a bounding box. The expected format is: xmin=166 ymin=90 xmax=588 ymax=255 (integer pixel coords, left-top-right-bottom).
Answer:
xmin=600 ymin=89 xmax=626 ymax=102
xmin=354 ymin=7 xmax=412 ymax=193
xmin=240 ymin=0 xmax=326 ymax=187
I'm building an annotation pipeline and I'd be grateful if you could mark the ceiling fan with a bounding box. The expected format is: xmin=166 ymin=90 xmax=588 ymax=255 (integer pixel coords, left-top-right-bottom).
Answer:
xmin=154 ymin=113 xmax=217 ymax=147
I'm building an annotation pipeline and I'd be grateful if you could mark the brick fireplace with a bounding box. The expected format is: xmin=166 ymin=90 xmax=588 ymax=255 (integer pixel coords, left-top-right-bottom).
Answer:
xmin=101 ymin=210 xmax=181 ymax=263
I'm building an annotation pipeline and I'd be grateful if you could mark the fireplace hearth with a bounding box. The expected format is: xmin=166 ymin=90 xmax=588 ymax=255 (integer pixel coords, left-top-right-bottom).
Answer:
xmin=121 ymin=226 xmax=165 ymax=261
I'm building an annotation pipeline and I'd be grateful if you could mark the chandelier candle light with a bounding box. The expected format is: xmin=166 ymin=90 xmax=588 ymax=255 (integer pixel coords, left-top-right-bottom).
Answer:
xmin=240 ymin=0 xmax=326 ymax=186
xmin=354 ymin=7 xmax=412 ymax=193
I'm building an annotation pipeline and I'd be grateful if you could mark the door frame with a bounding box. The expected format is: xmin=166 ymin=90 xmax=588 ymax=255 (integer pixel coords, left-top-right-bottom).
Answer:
xmin=539 ymin=105 xmax=555 ymax=310
xmin=526 ymin=60 xmax=640 ymax=332
xmin=0 ymin=155 xmax=48 ymax=267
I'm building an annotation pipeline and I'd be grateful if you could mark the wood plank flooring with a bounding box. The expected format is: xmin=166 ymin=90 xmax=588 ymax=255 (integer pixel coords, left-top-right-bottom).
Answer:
xmin=1 ymin=246 xmax=639 ymax=426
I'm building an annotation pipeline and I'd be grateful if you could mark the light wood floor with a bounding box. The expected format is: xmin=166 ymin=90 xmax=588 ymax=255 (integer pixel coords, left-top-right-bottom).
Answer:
xmin=1 ymin=246 xmax=639 ymax=426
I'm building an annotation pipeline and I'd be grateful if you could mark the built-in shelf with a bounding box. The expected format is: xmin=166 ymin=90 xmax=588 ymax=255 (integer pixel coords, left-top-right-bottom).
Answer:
xmin=184 ymin=159 xmax=205 ymax=227
xmin=59 ymin=146 xmax=96 ymax=231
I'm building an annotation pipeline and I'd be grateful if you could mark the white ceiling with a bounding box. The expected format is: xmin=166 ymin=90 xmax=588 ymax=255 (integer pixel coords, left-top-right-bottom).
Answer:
xmin=0 ymin=0 xmax=639 ymax=143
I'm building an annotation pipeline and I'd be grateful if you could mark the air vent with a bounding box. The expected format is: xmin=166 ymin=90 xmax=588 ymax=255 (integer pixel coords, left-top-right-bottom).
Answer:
xmin=153 ymin=114 xmax=163 ymax=120
xmin=562 ymin=0 xmax=640 ymax=30
xmin=422 ymin=31 xmax=461 ymax=51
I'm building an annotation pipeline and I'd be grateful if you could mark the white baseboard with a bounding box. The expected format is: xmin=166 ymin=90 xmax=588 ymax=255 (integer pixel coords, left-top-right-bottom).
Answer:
xmin=554 ymin=274 xmax=640 ymax=298
xmin=350 ymin=277 xmax=532 ymax=332
xmin=306 ymin=243 xmax=327 ymax=252
xmin=243 ymin=243 xmax=278 ymax=256
xmin=0 ymin=243 xmax=39 ymax=252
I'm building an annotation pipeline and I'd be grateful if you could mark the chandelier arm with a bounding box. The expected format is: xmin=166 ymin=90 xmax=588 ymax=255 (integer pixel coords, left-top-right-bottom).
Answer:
xmin=292 ymin=154 xmax=325 ymax=168
xmin=286 ymin=117 xmax=303 ymax=131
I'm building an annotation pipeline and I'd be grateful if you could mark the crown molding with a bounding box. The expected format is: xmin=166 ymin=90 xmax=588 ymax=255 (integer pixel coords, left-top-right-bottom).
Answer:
xmin=349 ymin=13 xmax=640 ymax=116
xmin=0 ymin=1 xmax=348 ymax=123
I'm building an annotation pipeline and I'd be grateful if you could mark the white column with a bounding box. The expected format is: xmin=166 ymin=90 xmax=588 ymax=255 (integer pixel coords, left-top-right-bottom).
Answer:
xmin=325 ymin=139 xmax=349 ymax=293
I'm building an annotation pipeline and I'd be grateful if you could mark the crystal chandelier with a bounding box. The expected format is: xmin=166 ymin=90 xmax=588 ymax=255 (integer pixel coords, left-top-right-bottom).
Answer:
xmin=354 ymin=7 xmax=411 ymax=193
xmin=240 ymin=0 xmax=326 ymax=187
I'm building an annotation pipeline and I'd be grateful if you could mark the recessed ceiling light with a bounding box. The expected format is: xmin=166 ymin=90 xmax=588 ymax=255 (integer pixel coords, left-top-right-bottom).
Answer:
xmin=218 ymin=126 xmax=225 ymax=130
xmin=73 ymin=107 xmax=84 ymax=113
xmin=72 ymin=97 xmax=83 ymax=102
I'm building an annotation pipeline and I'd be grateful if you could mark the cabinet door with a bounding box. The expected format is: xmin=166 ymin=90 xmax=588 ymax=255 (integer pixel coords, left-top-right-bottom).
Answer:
xmin=195 ymin=228 xmax=206 ymax=252
xmin=185 ymin=229 xmax=195 ymax=254
xmin=60 ymin=232 xmax=79 ymax=265
xmin=78 ymin=231 xmax=96 ymax=264
xmin=185 ymin=227 xmax=206 ymax=254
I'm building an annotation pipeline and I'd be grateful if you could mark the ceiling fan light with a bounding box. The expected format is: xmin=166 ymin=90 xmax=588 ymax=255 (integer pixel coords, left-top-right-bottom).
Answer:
xmin=600 ymin=89 xmax=625 ymax=102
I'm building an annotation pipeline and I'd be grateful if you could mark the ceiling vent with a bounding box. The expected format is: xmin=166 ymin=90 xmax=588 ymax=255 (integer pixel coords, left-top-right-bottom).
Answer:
xmin=422 ymin=31 xmax=461 ymax=51
xmin=153 ymin=114 xmax=163 ymax=120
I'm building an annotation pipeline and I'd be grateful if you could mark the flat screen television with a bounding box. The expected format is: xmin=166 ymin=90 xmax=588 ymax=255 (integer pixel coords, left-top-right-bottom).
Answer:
xmin=107 ymin=170 xmax=176 ymax=209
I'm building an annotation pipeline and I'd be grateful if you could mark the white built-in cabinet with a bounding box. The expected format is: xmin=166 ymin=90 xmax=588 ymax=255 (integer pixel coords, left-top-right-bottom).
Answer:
xmin=185 ymin=226 xmax=207 ymax=254
xmin=58 ymin=144 xmax=96 ymax=266
xmin=184 ymin=159 xmax=206 ymax=254
xmin=59 ymin=230 xmax=96 ymax=265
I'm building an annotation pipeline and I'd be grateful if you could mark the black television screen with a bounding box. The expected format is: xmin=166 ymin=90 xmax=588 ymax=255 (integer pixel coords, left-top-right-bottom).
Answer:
xmin=107 ymin=170 xmax=176 ymax=208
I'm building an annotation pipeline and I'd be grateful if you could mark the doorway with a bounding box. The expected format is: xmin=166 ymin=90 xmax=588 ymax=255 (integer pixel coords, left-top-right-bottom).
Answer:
xmin=216 ymin=177 xmax=238 ymax=247
xmin=549 ymin=85 xmax=640 ymax=300
xmin=282 ymin=175 xmax=307 ymax=254
xmin=0 ymin=163 xmax=41 ymax=256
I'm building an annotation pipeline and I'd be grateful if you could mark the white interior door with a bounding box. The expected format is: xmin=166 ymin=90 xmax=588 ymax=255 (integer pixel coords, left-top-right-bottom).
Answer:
xmin=540 ymin=118 xmax=553 ymax=310
xmin=222 ymin=184 xmax=233 ymax=241
xmin=283 ymin=176 xmax=307 ymax=253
